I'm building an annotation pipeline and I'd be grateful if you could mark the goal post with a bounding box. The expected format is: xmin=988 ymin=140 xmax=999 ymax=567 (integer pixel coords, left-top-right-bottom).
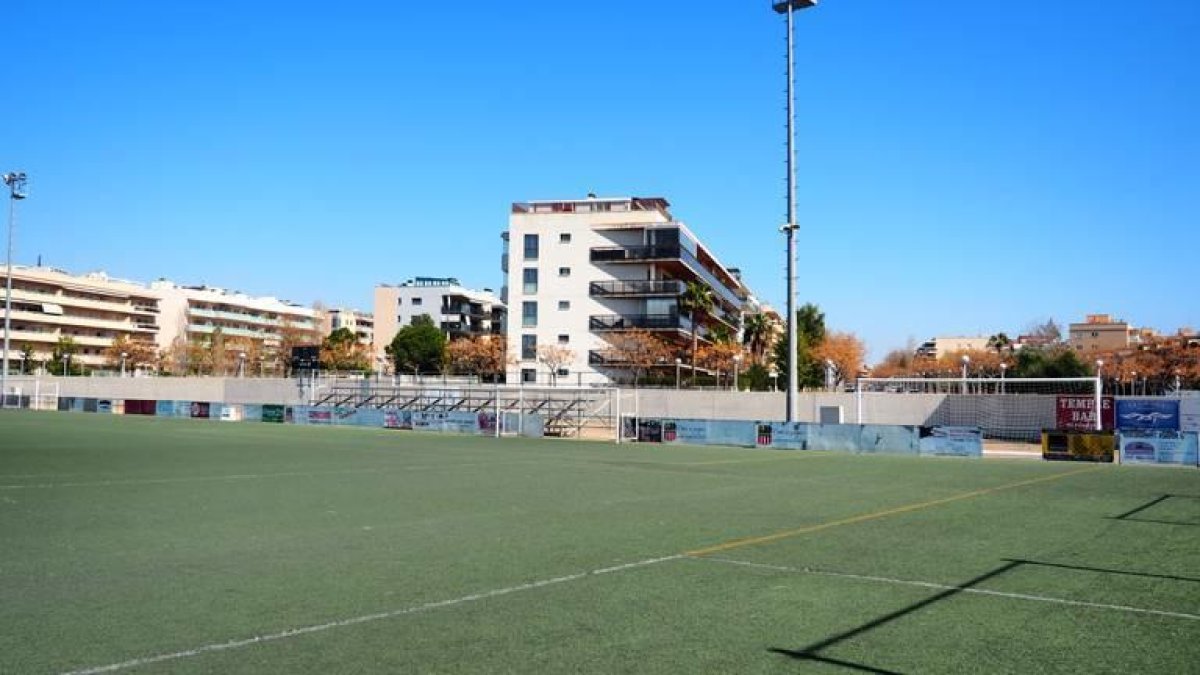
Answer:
xmin=856 ymin=376 xmax=1102 ymax=442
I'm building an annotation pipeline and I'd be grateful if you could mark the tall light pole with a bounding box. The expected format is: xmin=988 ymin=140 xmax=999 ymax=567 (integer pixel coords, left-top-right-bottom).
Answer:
xmin=961 ymin=354 xmax=970 ymax=394
xmin=1000 ymin=362 xmax=1008 ymax=394
xmin=2 ymin=171 xmax=28 ymax=409
xmin=774 ymin=1 xmax=816 ymax=422
xmin=120 ymin=352 xmax=128 ymax=377
xmin=733 ymin=353 xmax=743 ymax=392
xmin=674 ymin=357 xmax=682 ymax=390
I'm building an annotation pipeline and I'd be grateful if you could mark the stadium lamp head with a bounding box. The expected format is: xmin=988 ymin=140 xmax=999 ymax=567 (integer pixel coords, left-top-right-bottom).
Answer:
xmin=4 ymin=171 xmax=27 ymax=199
xmin=773 ymin=0 xmax=818 ymax=13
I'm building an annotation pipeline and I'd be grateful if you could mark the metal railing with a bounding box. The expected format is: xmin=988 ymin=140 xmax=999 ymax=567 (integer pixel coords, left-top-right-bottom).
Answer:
xmin=589 ymin=280 xmax=683 ymax=296
xmin=589 ymin=313 xmax=690 ymax=331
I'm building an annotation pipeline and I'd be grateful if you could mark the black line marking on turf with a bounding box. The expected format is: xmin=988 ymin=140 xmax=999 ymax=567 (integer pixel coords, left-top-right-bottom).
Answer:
xmin=768 ymin=651 xmax=906 ymax=674
xmin=1112 ymin=495 xmax=1172 ymax=520
xmin=1005 ymin=559 xmax=1200 ymax=584
xmin=769 ymin=562 xmax=1020 ymax=670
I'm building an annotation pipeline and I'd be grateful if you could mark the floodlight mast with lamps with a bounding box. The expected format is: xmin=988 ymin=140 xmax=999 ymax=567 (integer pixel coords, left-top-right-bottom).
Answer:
xmin=2 ymin=171 xmax=28 ymax=409
xmin=773 ymin=0 xmax=816 ymax=422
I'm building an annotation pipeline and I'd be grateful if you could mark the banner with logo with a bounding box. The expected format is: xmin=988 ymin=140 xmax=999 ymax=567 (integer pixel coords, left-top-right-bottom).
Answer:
xmin=1055 ymin=396 xmax=1114 ymax=431
xmin=1118 ymin=430 xmax=1199 ymax=466
xmin=1115 ymin=399 xmax=1180 ymax=431
xmin=1042 ymin=430 xmax=1115 ymax=462
xmin=1181 ymin=396 xmax=1200 ymax=434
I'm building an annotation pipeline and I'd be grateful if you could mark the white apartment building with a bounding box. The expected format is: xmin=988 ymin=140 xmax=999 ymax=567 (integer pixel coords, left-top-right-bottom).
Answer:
xmin=0 ymin=265 xmax=161 ymax=371
xmin=323 ymin=308 xmax=374 ymax=346
xmin=503 ymin=196 xmax=751 ymax=385
xmin=152 ymin=281 xmax=321 ymax=373
xmin=373 ymin=277 xmax=505 ymax=364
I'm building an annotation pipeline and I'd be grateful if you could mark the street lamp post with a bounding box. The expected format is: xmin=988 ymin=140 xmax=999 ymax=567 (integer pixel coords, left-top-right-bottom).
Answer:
xmin=1000 ymin=362 xmax=1008 ymax=394
xmin=64 ymin=353 xmax=71 ymax=378
xmin=238 ymin=352 xmax=246 ymax=378
xmin=770 ymin=367 xmax=779 ymax=392
xmin=1131 ymin=371 xmax=1137 ymax=396
xmin=733 ymin=354 xmax=743 ymax=392
xmin=674 ymin=357 xmax=682 ymax=390
xmin=2 ymin=171 xmax=28 ymax=409
xmin=960 ymin=354 xmax=970 ymax=394
xmin=120 ymin=352 xmax=128 ymax=377
xmin=773 ymin=0 xmax=817 ymax=423
xmin=1095 ymin=359 xmax=1103 ymax=395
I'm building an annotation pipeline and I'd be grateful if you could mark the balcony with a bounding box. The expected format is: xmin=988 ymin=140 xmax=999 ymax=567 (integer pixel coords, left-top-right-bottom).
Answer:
xmin=590 ymin=244 xmax=743 ymax=310
xmin=589 ymin=314 xmax=692 ymax=332
xmin=590 ymin=245 xmax=680 ymax=264
xmin=589 ymin=279 xmax=683 ymax=297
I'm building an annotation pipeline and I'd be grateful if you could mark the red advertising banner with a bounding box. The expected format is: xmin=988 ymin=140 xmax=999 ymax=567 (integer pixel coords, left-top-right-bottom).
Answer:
xmin=1056 ymin=396 xmax=1114 ymax=431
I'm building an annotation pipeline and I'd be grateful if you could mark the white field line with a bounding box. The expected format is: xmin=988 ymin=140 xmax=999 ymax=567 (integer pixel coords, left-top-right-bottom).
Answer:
xmin=58 ymin=554 xmax=683 ymax=675
xmin=0 ymin=459 xmax=548 ymax=490
xmin=695 ymin=556 xmax=1200 ymax=622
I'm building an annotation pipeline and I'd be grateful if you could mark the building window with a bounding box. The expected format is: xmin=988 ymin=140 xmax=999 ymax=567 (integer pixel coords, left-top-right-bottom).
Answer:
xmin=522 ymin=301 xmax=538 ymax=328
xmin=560 ymin=233 xmax=571 ymax=244
xmin=523 ymin=268 xmax=538 ymax=294
xmin=522 ymin=368 xmax=537 ymax=384
xmin=521 ymin=334 xmax=537 ymax=360
xmin=558 ymin=301 xmax=570 ymax=311
xmin=558 ymin=334 xmax=569 ymax=344
xmin=558 ymin=267 xmax=571 ymax=277
xmin=557 ymin=368 xmax=569 ymax=377
xmin=523 ymin=234 xmax=539 ymax=260
xmin=396 ymin=298 xmax=402 ymax=305
xmin=412 ymin=297 xmax=422 ymax=306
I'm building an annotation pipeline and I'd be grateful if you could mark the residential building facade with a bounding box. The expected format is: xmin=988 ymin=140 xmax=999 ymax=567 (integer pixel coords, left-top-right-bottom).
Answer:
xmin=373 ymin=277 xmax=505 ymax=365
xmin=915 ymin=336 xmax=992 ymax=360
xmin=1069 ymin=314 xmax=1136 ymax=353
xmin=502 ymin=195 xmax=751 ymax=385
xmin=0 ymin=265 xmax=161 ymax=371
xmin=323 ymin=308 xmax=375 ymax=347
xmin=152 ymin=281 xmax=321 ymax=375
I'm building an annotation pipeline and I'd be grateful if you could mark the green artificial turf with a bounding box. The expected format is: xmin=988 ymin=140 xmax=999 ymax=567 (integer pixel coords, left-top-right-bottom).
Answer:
xmin=1 ymin=411 xmax=1197 ymax=674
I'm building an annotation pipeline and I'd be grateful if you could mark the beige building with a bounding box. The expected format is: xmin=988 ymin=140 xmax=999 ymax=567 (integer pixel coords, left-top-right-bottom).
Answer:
xmin=322 ymin=308 xmax=374 ymax=347
xmin=373 ymin=278 xmax=504 ymax=367
xmin=915 ymin=336 xmax=992 ymax=360
xmin=152 ymin=281 xmax=321 ymax=375
xmin=502 ymin=195 xmax=751 ymax=385
xmin=1069 ymin=314 xmax=1136 ymax=353
xmin=0 ymin=265 xmax=161 ymax=371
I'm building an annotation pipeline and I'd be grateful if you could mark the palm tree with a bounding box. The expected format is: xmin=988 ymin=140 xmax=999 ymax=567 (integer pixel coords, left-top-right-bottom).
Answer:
xmin=987 ymin=333 xmax=1012 ymax=356
xmin=678 ymin=281 xmax=715 ymax=384
xmin=742 ymin=312 xmax=773 ymax=365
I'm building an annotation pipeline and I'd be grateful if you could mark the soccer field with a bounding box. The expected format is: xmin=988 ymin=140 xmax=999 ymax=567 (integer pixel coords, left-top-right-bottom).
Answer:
xmin=1 ymin=412 xmax=1197 ymax=674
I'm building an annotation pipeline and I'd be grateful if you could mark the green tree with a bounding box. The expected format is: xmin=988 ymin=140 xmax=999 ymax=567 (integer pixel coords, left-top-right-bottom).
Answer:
xmin=771 ymin=303 xmax=826 ymax=389
xmin=50 ymin=336 xmax=81 ymax=376
xmin=742 ymin=312 xmax=774 ymax=365
xmin=678 ymin=281 xmax=715 ymax=382
xmin=386 ymin=315 xmax=447 ymax=375
xmin=1009 ymin=346 xmax=1091 ymax=378
xmin=986 ymin=333 xmax=1012 ymax=356
xmin=18 ymin=343 xmax=35 ymax=375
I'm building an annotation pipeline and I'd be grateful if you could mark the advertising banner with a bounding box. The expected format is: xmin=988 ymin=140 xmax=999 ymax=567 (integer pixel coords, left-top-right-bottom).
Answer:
xmin=383 ymin=410 xmax=413 ymax=429
xmin=1056 ymin=396 xmax=1115 ymax=431
xmin=242 ymin=404 xmax=263 ymax=422
xmin=155 ymin=400 xmax=176 ymax=417
xmin=189 ymin=402 xmax=210 ymax=419
xmin=765 ymin=422 xmax=808 ymax=449
xmin=1181 ymin=396 xmax=1200 ymax=434
xmin=1115 ymin=399 xmax=1180 ymax=431
xmin=860 ymin=424 xmax=922 ymax=455
xmin=97 ymin=400 xmax=113 ymax=414
xmin=1042 ymin=431 xmax=1115 ymax=462
xmin=1117 ymin=430 xmax=1198 ymax=466
xmin=919 ymin=426 xmax=983 ymax=457
xmin=261 ymin=404 xmax=285 ymax=424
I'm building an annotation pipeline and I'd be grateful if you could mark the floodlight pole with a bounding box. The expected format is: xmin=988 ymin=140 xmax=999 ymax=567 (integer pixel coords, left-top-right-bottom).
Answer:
xmin=774 ymin=1 xmax=816 ymax=422
xmin=2 ymin=171 xmax=28 ymax=409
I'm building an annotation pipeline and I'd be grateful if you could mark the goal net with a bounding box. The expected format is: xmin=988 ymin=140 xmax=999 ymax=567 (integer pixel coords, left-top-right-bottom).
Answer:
xmin=856 ymin=377 xmax=1102 ymax=442
xmin=1 ymin=378 xmax=60 ymax=411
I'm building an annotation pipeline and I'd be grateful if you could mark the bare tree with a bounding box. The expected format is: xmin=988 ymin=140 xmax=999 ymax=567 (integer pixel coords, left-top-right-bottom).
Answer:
xmin=537 ymin=345 xmax=575 ymax=386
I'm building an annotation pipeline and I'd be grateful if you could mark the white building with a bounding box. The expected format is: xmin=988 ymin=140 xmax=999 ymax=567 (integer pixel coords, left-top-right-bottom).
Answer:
xmin=152 ymin=281 xmax=321 ymax=375
xmin=915 ymin=336 xmax=992 ymax=360
xmin=0 ymin=265 xmax=161 ymax=371
xmin=373 ymin=277 xmax=505 ymax=366
xmin=323 ymin=308 xmax=374 ymax=347
xmin=502 ymin=196 xmax=751 ymax=385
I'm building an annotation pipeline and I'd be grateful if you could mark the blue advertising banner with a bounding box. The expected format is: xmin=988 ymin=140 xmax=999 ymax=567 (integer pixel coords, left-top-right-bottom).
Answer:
xmin=1182 ymin=396 xmax=1200 ymax=434
xmin=919 ymin=426 xmax=984 ymax=457
xmin=1115 ymin=399 xmax=1180 ymax=431
xmin=155 ymin=400 xmax=176 ymax=417
xmin=1118 ymin=430 xmax=1198 ymax=466
xmin=861 ymin=424 xmax=922 ymax=455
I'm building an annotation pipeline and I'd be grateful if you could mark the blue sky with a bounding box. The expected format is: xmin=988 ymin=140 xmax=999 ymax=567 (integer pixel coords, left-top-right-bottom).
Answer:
xmin=5 ymin=1 xmax=1198 ymax=360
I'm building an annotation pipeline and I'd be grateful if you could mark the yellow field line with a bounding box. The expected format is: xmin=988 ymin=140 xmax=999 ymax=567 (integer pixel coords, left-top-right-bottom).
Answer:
xmin=686 ymin=465 xmax=1102 ymax=557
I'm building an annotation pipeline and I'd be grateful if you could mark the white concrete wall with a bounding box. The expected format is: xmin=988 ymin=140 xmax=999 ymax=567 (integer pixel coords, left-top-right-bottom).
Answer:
xmin=32 ymin=376 xmax=307 ymax=405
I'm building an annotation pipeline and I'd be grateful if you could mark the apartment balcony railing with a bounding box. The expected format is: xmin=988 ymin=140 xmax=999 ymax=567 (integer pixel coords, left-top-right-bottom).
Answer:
xmin=589 ymin=245 xmax=680 ymax=264
xmin=189 ymin=307 xmax=282 ymax=327
xmin=590 ymin=244 xmax=743 ymax=310
xmin=589 ymin=313 xmax=691 ymax=332
xmin=441 ymin=304 xmax=485 ymax=318
xmin=589 ymin=280 xmax=684 ymax=297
